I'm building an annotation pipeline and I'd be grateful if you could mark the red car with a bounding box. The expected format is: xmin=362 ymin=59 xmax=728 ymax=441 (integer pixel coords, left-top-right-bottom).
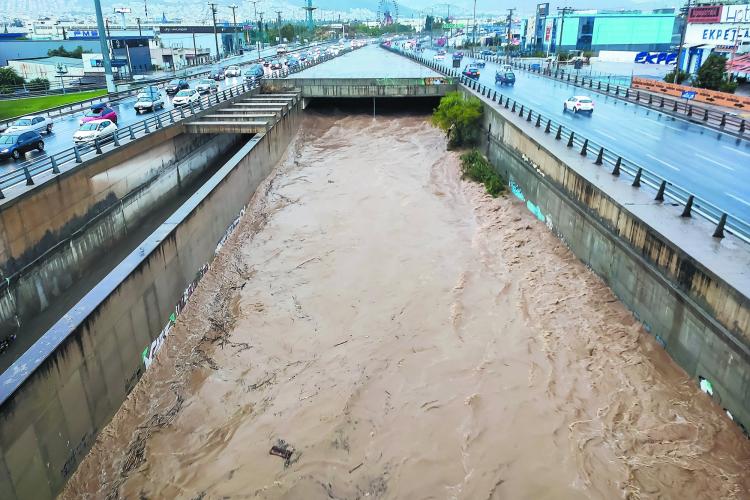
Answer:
xmin=80 ymin=104 xmax=118 ymax=125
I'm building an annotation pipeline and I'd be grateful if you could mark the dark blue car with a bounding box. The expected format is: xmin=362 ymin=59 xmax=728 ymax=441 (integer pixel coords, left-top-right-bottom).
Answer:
xmin=287 ymin=58 xmax=300 ymax=70
xmin=0 ymin=130 xmax=44 ymax=161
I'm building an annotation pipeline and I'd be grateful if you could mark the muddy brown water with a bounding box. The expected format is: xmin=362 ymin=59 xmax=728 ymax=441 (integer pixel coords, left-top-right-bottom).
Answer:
xmin=62 ymin=112 xmax=750 ymax=499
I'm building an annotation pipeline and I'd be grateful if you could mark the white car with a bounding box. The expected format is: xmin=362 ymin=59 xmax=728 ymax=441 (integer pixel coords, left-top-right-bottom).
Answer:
xmin=434 ymin=50 xmax=446 ymax=60
xmin=73 ymin=119 xmax=117 ymax=144
xmin=564 ymin=96 xmax=595 ymax=114
xmin=4 ymin=115 xmax=53 ymax=135
xmin=133 ymin=91 xmax=165 ymax=113
xmin=225 ymin=65 xmax=241 ymax=77
xmin=172 ymin=89 xmax=200 ymax=106
xmin=196 ymin=79 xmax=218 ymax=94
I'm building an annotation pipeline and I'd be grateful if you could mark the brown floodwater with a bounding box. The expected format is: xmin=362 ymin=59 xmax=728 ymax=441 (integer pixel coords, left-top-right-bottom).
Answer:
xmin=63 ymin=111 xmax=750 ymax=500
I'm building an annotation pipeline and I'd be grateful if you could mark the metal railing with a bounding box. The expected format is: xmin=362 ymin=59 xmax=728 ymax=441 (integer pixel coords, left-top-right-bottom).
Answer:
xmin=386 ymin=44 xmax=750 ymax=245
xmin=464 ymin=50 xmax=749 ymax=138
xmin=0 ymin=45 xmax=354 ymax=199
xmin=0 ymin=41 xmax=338 ymax=132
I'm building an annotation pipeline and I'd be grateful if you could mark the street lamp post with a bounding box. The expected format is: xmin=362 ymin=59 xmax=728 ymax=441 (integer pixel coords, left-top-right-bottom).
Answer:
xmin=93 ymin=0 xmax=116 ymax=92
xmin=55 ymin=63 xmax=68 ymax=94
xmin=472 ymin=0 xmax=477 ymax=47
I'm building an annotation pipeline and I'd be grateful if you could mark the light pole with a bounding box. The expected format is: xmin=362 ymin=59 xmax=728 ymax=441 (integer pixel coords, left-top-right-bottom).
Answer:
xmin=676 ymin=0 xmax=692 ymax=73
xmin=55 ymin=63 xmax=68 ymax=94
xmin=93 ymin=0 xmax=116 ymax=92
xmin=556 ymin=7 xmax=574 ymax=60
xmin=208 ymin=2 xmax=220 ymax=62
xmin=250 ymin=0 xmax=260 ymax=60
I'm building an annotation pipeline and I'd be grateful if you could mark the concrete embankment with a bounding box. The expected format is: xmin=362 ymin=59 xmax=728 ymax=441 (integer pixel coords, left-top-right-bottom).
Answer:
xmin=0 ymin=98 xmax=299 ymax=499
xmin=0 ymin=127 xmax=244 ymax=356
xmin=463 ymin=86 xmax=750 ymax=430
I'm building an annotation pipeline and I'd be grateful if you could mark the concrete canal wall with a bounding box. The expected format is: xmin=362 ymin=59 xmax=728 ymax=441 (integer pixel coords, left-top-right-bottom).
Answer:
xmin=0 ymin=99 xmax=300 ymax=500
xmin=465 ymin=87 xmax=750 ymax=431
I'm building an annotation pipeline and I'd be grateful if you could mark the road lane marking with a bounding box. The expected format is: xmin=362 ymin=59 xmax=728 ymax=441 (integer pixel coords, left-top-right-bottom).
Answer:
xmin=726 ymin=193 xmax=750 ymax=208
xmin=695 ymin=153 xmax=735 ymax=171
xmin=596 ymin=130 xmax=617 ymax=141
xmin=646 ymin=154 xmax=680 ymax=171
xmin=723 ymin=145 xmax=750 ymax=158
xmin=637 ymin=130 xmax=661 ymax=140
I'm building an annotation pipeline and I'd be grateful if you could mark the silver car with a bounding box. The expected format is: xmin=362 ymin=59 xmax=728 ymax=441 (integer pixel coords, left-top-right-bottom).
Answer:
xmin=4 ymin=115 xmax=53 ymax=134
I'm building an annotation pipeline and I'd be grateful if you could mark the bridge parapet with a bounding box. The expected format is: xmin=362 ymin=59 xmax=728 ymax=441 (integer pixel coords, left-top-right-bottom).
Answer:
xmin=262 ymin=77 xmax=456 ymax=98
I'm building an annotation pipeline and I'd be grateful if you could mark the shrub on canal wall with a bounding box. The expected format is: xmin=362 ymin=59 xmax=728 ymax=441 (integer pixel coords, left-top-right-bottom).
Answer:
xmin=431 ymin=91 xmax=483 ymax=149
xmin=460 ymin=149 xmax=505 ymax=197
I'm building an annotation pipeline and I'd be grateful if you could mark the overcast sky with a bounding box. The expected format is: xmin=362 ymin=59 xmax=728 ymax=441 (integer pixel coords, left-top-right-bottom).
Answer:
xmin=404 ymin=0 xmax=681 ymax=16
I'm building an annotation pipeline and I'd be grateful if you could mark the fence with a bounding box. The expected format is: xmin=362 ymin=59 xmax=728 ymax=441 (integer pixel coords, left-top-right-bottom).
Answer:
xmin=0 ymin=46 xmax=354 ymax=199
xmin=385 ymin=44 xmax=750 ymax=245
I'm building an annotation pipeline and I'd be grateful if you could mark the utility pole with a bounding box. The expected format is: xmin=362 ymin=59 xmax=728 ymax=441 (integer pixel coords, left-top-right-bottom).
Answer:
xmin=93 ymin=0 xmax=116 ymax=93
xmin=229 ymin=5 xmax=239 ymax=54
xmin=136 ymin=17 xmax=142 ymax=36
xmin=472 ymin=0 xmax=477 ymax=47
xmin=192 ymin=31 xmax=198 ymax=65
xmin=250 ymin=0 xmax=260 ymax=60
xmin=556 ymin=7 xmax=574 ymax=59
xmin=676 ymin=0 xmax=692 ymax=73
xmin=277 ymin=10 xmax=282 ymax=44
xmin=259 ymin=12 xmax=264 ymax=50
xmin=208 ymin=2 xmax=220 ymax=62
xmin=506 ymin=8 xmax=515 ymax=56
xmin=144 ymin=0 xmax=148 ymax=19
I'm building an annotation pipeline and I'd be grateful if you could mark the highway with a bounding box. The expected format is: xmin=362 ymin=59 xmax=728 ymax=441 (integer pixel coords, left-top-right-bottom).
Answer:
xmin=0 ymin=42 xmax=335 ymax=177
xmin=412 ymin=45 xmax=750 ymax=223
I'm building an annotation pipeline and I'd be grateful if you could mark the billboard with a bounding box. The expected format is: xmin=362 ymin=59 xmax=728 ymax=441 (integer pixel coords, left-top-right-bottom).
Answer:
xmin=688 ymin=5 xmax=722 ymax=23
xmin=722 ymin=4 xmax=750 ymax=23
xmin=537 ymin=3 xmax=549 ymax=17
xmin=685 ymin=23 xmax=750 ymax=46
xmin=114 ymin=7 xmax=131 ymax=13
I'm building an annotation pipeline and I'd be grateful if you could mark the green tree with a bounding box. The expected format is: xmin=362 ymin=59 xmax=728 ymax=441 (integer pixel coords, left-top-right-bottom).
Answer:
xmin=26 ymin=78 xmax=50 ymax=91
xmin=693 ymin=53 xmax=728 ymax=90
xmin=664 ymin=68 xmax=689 ymax=84
xmin=47 ymin=45 xmax=87 ymax=58
xmin=0 ymin=67 xmax=24 ymax=88
xmin=431 ymin=91 xmax=483 ymax=148
xmin=280 ymin=23 xmax=294 ymax=42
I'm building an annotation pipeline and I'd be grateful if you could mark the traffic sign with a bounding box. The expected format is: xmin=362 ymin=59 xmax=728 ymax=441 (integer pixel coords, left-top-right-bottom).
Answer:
xmin=681 ymin=90 xmax=697 ymax=100
xmin=444 ymin=23 xmax=465 ymax=28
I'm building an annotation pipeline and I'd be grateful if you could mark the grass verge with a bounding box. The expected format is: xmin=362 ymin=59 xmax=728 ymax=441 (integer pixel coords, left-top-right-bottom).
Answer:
xmin=0 ymin=90 xmax=107 ymax=121
xmin=460 ymin=149 xmax=506 ymax=197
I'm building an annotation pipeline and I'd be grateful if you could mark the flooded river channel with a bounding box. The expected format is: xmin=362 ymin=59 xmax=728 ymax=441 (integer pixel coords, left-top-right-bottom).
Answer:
xmin=63 ymin=111 xmax=750 ymax=499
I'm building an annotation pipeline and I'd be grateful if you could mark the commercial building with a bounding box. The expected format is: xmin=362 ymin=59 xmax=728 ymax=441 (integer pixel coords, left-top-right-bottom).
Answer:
xmin=680 ymin=3 xmax=750 ymax=75
xmin=528 ymin=5 xmax=680 ymax=55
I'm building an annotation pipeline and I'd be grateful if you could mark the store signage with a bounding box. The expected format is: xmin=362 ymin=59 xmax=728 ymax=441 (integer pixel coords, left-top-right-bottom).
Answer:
xmin=70 ymin=29 xmax=98 ymax=38
xmin=545 ymin=25 xmax=551 ymax=41
xmin=681 ymin=90 xmax=696 ymax=100
xmin=688 ymin=5 xmax=722 ymax=23
xmin=685 ymin=23 xmax=750 ymax=46
xmin=634 ymin=51 xmax=677 ymax=65
xmin=722 ymin=4 xmax=750 ymax=23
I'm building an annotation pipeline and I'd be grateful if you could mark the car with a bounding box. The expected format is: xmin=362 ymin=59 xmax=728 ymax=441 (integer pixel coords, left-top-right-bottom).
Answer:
xmin=298 ymin=52 xmax=308 ymax=62
xmin=0 ymin=131 xmax=44 ymax=160
xmin=225 ymin=65 xmax=241 ymax=77
xmin=165 ymin=79 xmax=189 ymax=94
xmin=262 ymin=59 xmax=271 ymax=67
xmin=134 ymin=90 xmax=165 ymax=113
xmin=210 ymin=67 xmax=226 ymax=80
xmin=270 ymin=59 xmax=283 ymax=70
xmin=172 ymin=89 xmax=200 ymax=106
xmin=73 ymin=119 xmax=117 ymax=144
xmin=196 ymin=78 xmax=218 ymax=94
xmin=453 ymin=51 xmax=464 ymax=59
xmin=277 ymin=44 xmax=288 ymax=55
xmin=474 ymin=59 xmax=486 ymax=68
xmin=500 ymin=64 xmax=513 ymax=72
xmin=4 ymin=115 xmax=53 ymax=135
xmin=434 ymin=50 xmax=446 ymax=60
xmin=136 ymin=85 xmax=161 ymax=99
xmin=462 ymin=64 xmax=480 ymax=79
xmin=480 ymin=49 xmax=494 ymax=57
xmin=80 ymin=104 xmax=117 ymax=125
xmin=243 ymin=64 xmax=264 ymax=84
xmin=286 ymin=57 xmax=300 ymax=70
xmin=495 ymin=71 xmax=516 ymax=85
xmin=564 ymin=96 xmax=595 ymax=114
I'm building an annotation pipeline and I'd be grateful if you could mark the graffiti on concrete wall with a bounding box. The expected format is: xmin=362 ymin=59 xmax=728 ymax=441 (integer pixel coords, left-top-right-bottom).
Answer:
xmin=141 ymin=209 xmax=245 ymax=370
